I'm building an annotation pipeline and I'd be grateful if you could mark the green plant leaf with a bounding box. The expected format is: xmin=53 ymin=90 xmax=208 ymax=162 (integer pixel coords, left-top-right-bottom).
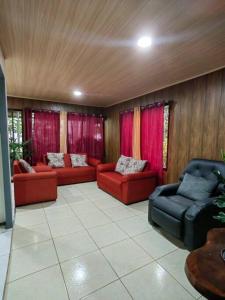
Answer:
xmin=213 ymin=212 xmax=225 ymax=223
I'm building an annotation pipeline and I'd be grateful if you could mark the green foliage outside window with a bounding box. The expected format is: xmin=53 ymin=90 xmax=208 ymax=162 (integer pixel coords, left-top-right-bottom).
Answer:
xmin=163 ymin=105 xmax=169 ymax=169
xmin=213 ymin=150 xmax=225 ymax=223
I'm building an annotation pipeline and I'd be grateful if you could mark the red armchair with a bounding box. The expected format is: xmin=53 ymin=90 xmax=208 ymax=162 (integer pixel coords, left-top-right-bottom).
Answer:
xmin=97 ymin=163 xmax=158 ymax=205
xmin=13 ymin=161 xmax=57 ymax=206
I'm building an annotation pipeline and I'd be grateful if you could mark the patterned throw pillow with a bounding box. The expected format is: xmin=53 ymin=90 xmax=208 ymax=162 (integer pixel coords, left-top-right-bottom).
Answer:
xmin=123 ymin=158 xmax=147 ymax=174
xmin=70 ymin=154 xmax=88 ymax=167
xmin=47 ymin=153 xmax=65 ymax=168
xmin=115 ymin=155 xmax=132 ymax=174
xmin=19 ymin=159 xmax=35 ymax=173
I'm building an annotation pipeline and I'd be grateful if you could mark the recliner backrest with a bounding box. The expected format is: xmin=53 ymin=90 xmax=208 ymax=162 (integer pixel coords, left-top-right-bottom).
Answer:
xmin=179 ymin=159 xmax=225 ymax=196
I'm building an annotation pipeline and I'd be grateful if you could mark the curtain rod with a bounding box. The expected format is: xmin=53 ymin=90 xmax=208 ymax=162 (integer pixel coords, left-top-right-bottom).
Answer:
xmin=67 ymin=112 xmax=104 ymax=118
xmin=120 ymin=100 xmax=173 ymax=114
xmin=24 ymin=108 xmax=105 ymax=118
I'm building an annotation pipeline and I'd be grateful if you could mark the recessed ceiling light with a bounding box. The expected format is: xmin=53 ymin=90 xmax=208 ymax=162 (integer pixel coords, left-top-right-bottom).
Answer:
xmin=73 ymin=90 xmax=83 ymax=97
xmin=137 ymin=36 xmax=152 ymax=48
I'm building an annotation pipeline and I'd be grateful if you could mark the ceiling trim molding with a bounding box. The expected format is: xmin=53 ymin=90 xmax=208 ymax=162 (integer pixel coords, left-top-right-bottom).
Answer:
xmin=105 ymin=65 xmax=225 ymax=108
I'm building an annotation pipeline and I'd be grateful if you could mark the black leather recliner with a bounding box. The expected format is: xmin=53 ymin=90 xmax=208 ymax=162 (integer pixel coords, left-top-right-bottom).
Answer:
xmin=148 ymin=159 xmax=225 ymax=250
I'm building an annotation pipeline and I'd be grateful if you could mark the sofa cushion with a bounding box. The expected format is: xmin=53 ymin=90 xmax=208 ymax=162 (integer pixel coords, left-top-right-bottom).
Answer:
xmin=19 ymin=159 xmax=35 ymax=173
xmin=177 ymin=173 xmax=218 ymax=201
xmin=70 ymin=154 xmax=88 ymax=167
xmin=115 ymin=155 xmax=131 ymax=174
xmin=47 ymin=153 xmax=65 ymax=168
xmin=123 ymin=158 xmax=147 ymax=174
xmin=153 ymin=195 xmax=194 ymax=220
xmin=54 ymin=166 xmax=95 ymax=178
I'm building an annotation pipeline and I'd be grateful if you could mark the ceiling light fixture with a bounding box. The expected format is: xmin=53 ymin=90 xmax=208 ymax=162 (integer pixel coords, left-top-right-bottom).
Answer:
xmin=73 ymin=90 xmax=83 ymax=97
xmin=137 ymin=36 xmax=152 ymax=48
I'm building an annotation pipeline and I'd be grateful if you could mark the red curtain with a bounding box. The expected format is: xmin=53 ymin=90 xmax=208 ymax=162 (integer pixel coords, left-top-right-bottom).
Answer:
xmin=120 ymin=111 xmax=134 ymax=157
xmin=67 ymin=113 xmax=104 ymax=160
xmin=23 ymin=108 xmax=33 ymax=164
xmin=33 ymin=111 xmax=60 ymax=163
xmin=141 ymin=104 xmax=164 ymax=182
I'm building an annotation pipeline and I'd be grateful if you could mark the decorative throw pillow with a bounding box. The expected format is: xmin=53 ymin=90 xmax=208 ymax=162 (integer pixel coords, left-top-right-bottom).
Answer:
xmin=115 ymin=155 xmax=132 ymax=174
xmin=47 ymin=153 xmax=65 ymax=168
xmin=177 ymin=173 xmax=218 ymax=201
xmin=19 ymin=159 xmax=35 ymax=173
xmin=123 ymin=158 xmax=147 ymax=174
xmin=70 ymin=154 xmax=88 ymax=167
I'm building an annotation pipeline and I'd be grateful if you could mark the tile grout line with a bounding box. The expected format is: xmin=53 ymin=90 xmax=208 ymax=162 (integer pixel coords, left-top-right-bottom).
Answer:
xmin=42 ymin=206 xmax=71 ymax=300
xmin=69 ymin=185 xmax=194 ymax=299
xmin=66 ymin=197 xmax=135 ymax=300
xmin=10 ymin=183 xmax=194 ymax=299
xmin=157 ymin=260 xmax=197 ymax=299
xmin=6 ymin=263 xmax=59 ymax=285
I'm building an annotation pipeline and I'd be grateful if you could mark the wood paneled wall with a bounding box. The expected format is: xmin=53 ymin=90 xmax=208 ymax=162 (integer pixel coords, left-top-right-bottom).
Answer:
xmin=104 ymin=68 xmax=225 ymax=183
xmin=7 ymin=97 xmax=103 ymax=114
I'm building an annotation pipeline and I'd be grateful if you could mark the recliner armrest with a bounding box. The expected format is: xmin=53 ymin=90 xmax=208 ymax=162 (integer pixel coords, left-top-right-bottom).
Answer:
xmin=184 ymin=197 xmax=221 ymax=250
xmin=122 ymin=171 xmax=157 ymax=182
xmin=97 ymin=163 xmax=116 ymax=172
xmin=185 ymin=198 xmax=215 ymax=221
xmin=149 ymin=183 xmax=180 ymax=200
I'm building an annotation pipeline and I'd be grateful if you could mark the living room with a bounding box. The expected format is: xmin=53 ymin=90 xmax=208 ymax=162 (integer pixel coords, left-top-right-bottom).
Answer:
xmin=0 ymin=1 xmax=225 ymax=299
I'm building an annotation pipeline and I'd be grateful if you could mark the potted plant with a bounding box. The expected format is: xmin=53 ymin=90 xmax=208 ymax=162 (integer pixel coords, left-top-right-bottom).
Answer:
xmin=9 ymin=138 xmax=32 ymax=174
xmin=213 ymin=150 xmax=225 ymax=223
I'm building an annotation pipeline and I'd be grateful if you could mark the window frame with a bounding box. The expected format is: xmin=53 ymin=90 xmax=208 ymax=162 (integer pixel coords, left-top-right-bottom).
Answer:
xmin=163 ymin=104 xmax=170 ymax=170
xmin=8 ymin=109 xmax=24 ymax=159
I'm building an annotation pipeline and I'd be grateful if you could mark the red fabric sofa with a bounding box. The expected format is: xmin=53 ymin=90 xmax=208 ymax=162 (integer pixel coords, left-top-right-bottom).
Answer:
xmin=42 ymin=154 xmax=101 ymax=185
xmin=13 ymin=161 xmax=57 ymax=206
xmin=97 ymin=163 xmax=158 ymax=205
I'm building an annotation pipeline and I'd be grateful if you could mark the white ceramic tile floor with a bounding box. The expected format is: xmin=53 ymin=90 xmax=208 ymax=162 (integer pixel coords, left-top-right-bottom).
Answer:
xmin=12 ymin=222 xmax=51 ymax=249
xmin=54 ymin=230 xmax=98 ymax=262
xmin=4 ymin=181 xmax=197 ymax=299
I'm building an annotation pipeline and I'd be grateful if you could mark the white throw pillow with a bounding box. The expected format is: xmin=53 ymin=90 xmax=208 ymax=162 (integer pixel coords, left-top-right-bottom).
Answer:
xmin=70 ymin=154 xmax=88 ymax=167
xmin=123 ymin=158 xmax=147 ymax=174
xmin=19 ymin=159 xmax=35 ymax=173
xmin=47 ymin=153 xmax=65 ymax=168
xmin=115 ymin=155 xmax=132 ymax=174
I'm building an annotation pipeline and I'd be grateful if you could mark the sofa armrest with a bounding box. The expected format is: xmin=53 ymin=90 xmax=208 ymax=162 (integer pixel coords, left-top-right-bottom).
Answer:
xmin=36 ymin=162 xmax=47 ymax=166
xmin=97 ymin=163 xmax=116 ymax=173
xmin=149 ymin=183 xmax=180 ymax=200
xmin=33 ymin=165 xmax=52 ymax=172
xmin=184 ymin=197 xmax=224 ymax=250
xmin=122 ymin=171 xmax=157 ymax=182
xmin=88 ymin=157 xmax=101 ymax=167
xmin=13 ymin=171 xmax=57 ymax=182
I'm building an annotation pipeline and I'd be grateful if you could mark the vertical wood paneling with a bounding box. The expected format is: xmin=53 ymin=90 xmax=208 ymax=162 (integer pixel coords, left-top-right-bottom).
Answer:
xmin=177 ymin=81 xmax=193 ymax=177
xmin=104 ymin=68 xmax=225 ymax=183
xmin=202 ymin=72 xmax=223 ymax=159
xmin=189 ymin=76 xmax=207 ymax=159
xmin=218 ymin=70 xmax=225 ymax=153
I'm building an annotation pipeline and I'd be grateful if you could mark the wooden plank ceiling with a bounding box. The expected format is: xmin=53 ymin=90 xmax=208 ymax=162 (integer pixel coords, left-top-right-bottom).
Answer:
xmin=0 ymin=0 xmax=225 ymax=107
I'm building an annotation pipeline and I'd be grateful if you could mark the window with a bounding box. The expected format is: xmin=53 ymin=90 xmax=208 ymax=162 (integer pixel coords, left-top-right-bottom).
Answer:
xmin=8 ymin=110 xmax=23 ymax=160
xmin=163 ymin=105 xmax=169 ymax=169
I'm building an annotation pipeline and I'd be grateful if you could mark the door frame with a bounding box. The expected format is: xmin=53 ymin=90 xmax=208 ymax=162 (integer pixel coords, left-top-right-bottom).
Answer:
xmin=0 ymin=65 xmax=13 ymax=228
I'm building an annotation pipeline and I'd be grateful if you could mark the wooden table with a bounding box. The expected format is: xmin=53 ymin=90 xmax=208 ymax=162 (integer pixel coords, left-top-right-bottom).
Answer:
xmin=185 ymin=228 xmax=225 ymax=300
